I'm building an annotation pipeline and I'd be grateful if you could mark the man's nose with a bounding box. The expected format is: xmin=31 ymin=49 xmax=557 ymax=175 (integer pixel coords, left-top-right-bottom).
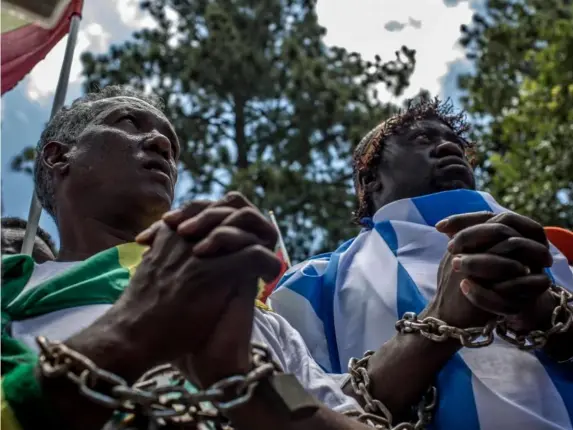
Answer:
xmin=142 ymin=132 xmax=171 ymax=159
xmin=433 ymin=140 xmax=465 ymax=159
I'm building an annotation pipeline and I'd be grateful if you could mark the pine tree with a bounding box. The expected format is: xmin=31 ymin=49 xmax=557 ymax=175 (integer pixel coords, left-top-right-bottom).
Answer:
xmin=15 ymin=0 xmax=416 ymax=261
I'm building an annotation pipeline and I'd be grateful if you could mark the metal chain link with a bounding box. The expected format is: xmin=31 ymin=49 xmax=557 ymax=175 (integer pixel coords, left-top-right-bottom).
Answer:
xmin=37 ymin=337 xmax=281 ymax=429
xmin=344 ymin=351 xmax=437 ymax=430
xmin=495 ymin=283 xmax=573 ymax=351
xmin=395 ymin=312 xmax=497 ymax=348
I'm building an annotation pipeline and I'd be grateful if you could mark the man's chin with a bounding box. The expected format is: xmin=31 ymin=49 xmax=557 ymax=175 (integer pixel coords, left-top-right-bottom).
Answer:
xmin=434 ymin=179 xmax=474 ymax=192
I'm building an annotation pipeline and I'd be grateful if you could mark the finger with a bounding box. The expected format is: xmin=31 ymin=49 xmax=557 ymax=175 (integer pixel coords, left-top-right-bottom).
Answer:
xmin=487 ymin=212 xmax=548 ymax=246
xmin=224 ymin=244 xmax=283 ymax=283
xmin=166 ymin=192 xmax=255 ymax=229
xmin=449 ymin=222 xmax=521 ymax=254
xmin=460 ymin=278 xmax=523 ymax=315
xmin=193 ymin=226 xmax=263 ymax=257
xmin=453 ymin=254 xmax=530 ymax=282
xmin=215 ymin=191 xmax=255 ymax=210
xmin=486 ymin=237 xmax=553 ymax=270
xmin=163 ymin=200 xmax=213 ymax=227
xmin=221 ymin=207 xmax=278 ymax=250
xmin=135 ymin=220 xmax=163 ymax=245
xmin=490 ymin=274 xmax=552 ymax=301
xmin=177 ymin=207 xmax=236 ymax=238
xmin=435 ymin=211 xmax=495 ymax=238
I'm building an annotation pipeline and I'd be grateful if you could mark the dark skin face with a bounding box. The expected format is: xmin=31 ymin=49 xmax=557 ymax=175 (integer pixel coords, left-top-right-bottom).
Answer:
xmin=363 ymin=118 xmax=476 ymax=212
xmin=1 ymin=228 xmax=55 ymax=263
xmin=41 ymin=96 xmax=180 ymax=261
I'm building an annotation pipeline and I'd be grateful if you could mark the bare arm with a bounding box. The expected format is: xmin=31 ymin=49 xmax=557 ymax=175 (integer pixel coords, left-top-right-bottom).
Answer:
xmin=343 ymin=308 xmax=460 ymax=421
xmin=36 ymin=308 xmax=152 ymax=430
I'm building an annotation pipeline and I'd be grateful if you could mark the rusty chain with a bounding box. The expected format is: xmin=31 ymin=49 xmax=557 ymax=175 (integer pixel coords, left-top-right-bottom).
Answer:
xmin=37 ymin=336 xmax=280 ymax=429
xmin=36 ymin=283 xmax=573 ymax=430
xmin=344 ymin=351 xmax=437 ymax=430
xmin=395 ymin=312 xmax=498 ymax=348
xmin=495 ymin=283 xmax=573 ymax=351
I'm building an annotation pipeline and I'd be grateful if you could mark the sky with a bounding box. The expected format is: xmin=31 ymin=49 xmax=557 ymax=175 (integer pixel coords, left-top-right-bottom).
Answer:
xmin=0 ymin=0 xmax=482 ymax=247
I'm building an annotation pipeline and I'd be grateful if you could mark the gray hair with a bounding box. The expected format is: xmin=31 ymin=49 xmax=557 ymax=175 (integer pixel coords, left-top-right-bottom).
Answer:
xmin=34 ymin=85 xmax=165 ymax=219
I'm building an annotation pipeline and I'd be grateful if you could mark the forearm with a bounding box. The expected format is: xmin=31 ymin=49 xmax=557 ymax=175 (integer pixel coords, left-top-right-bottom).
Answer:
xmin=226 ymin=391 xmax=371 ymax=430
xmin=509 ymin=289 xmax=573 ymax=364
xmin=362 ymin=334 xmax=458 ymax=419
xmin=25 ymin=308 xmax=148 ymax=430
xmin=346 ymin=310 xmax=460 ymax=421
xmin=536 ymin=293 xmax=573 ymax=364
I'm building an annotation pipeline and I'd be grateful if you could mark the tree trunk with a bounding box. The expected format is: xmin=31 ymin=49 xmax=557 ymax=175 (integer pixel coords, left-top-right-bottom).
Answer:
xmin=234 ymin=97 xmax=248 ymax=169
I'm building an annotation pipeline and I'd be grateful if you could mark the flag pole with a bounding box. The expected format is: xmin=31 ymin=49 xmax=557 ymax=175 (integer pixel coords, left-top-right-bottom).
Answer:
xmin=268 ymin=211 xmax=292 ymax=268
xmin=21 ymin=11 xmax=82 ymax=255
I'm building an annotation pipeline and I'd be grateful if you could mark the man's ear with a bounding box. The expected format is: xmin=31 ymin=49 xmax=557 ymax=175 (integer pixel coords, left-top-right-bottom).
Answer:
xmin=41 ymin=141 xmax=70 ymax=177
xmin=359 ymin=170 xmax=382 ymax=194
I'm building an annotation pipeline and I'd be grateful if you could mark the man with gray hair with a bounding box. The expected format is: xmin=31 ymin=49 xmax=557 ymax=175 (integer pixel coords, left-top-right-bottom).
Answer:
xmin=1 ymin=217 xmax=56 ymax=262
xmin=1 ymin=85 xmax=393 ymax=430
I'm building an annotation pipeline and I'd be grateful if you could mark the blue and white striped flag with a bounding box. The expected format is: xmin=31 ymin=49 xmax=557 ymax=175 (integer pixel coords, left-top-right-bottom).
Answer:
xmin=269 ymin=189 xmax=573 ymax=430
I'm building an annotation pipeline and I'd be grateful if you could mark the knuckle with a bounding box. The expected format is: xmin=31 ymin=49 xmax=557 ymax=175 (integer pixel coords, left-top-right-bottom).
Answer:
xmin=493 ymin=212 xmax=514 ymax=224
xmin=224 ymin=191 xmax=249 ymax=204
xmin=212 ymin=225 xmax=235 ymax=238
xmin=245 ymin=244 xmax=270 ymax=259
xmin=182 ymin=199 xmax=211 ymax=214
xmin=236 ymin=206 xmax=261 ymax=221
xmin=493 ymin=223 xmax=516 ymax=238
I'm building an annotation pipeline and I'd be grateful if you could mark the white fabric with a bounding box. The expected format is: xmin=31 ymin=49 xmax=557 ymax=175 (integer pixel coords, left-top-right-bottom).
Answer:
xmin=12 ymin=261 xmax=359 ymax=414
xmin=270 ymin=189 xmax=573 ymax=430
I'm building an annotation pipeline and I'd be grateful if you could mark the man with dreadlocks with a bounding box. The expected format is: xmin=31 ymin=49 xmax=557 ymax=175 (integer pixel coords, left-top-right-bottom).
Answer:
xmin=270 ymin=98 xmax=573 ymax=429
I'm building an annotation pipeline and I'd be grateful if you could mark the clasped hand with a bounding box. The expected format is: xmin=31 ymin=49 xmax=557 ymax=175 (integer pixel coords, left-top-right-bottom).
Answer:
xmin=112 ymin=192 xmax=281 ymax=385
xmin=430 ymin=211 xmax=554 ymax=330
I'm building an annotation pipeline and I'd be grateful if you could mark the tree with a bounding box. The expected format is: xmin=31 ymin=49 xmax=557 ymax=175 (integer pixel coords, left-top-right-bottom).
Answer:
xmin=459 ymin=0 xmax=573 ymax=228
xmin=69 ymin=0 xmax=414 ymax=261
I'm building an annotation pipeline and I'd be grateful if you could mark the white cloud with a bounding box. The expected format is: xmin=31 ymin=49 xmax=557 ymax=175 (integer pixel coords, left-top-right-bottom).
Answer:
xmin=25 ymin=0 xmax=153 ymax=103
xmin=317 ymin=0 xmax=474 ymax=103
xmin=116 ymin=0 xmax=156 ymax=29
xmin=26 ymin=23 xmax=111 ymax=102
xmin=24 ymin=0 xmax=474 ymax=105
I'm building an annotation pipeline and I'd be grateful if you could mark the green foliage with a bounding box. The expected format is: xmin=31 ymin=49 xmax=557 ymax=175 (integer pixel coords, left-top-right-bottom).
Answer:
xmin=72 ymin=0 xmax=414 ymax=261
xmin=459 ymin=0 xmax=573 ymax=227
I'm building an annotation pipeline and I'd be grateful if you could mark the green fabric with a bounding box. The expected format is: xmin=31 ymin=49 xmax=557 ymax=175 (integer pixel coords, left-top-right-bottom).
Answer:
xmin=1 ymin=246 xmax=133 ymax=375
xmin=2 ymin=362 xmax=67 ymax=430
xmin=2 ymin=247 xmax=129 ymax=321
xmin=0 ymin=245 xmax=139 ymax=428
xmin=0 ymin=243 xmax=224 ymax=429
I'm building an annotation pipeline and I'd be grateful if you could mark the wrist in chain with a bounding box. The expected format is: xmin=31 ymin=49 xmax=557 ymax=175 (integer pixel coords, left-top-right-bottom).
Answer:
xmin=36 ymin=337 xmax=279 ymax=429
xmin=395 ymin=284 xmax=573 ymax=352
xmin=343 ymin=351 xmax=437 ymax=430
xmin=395 ymin=312 xmax=497 ymax=348
xmin=495 ymin=283 xmax=573 ymax=351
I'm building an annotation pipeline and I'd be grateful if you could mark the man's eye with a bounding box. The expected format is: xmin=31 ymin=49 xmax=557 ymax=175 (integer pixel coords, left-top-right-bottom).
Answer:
xmin=414 ymin=133 xmax=431 ymax=142
xmin=118 ymin=115 xmax=138 ymax=127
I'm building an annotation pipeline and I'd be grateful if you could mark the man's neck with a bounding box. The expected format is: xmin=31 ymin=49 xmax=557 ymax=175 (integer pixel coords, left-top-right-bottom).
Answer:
xmin=56 ymin=216 xmax=149 ymax=262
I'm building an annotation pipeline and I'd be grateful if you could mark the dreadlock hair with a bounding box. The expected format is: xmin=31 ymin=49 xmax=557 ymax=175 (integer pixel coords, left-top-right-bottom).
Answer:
xmin=1 ymin=216 xmax=57 ymax=255
xmin=352 ymin=97 xmax=476 ymax=224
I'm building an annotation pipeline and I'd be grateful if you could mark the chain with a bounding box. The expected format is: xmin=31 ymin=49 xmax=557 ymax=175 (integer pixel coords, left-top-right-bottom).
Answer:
xmin=395 ymin=312 xmax=497 ymax=348
xmin=344 ymin=351 xmax=437 ymax=430
xmin=495 ymin=283 xmax=573 ymax=351
xmin=37 ymin=337 xmax=281 ymax=429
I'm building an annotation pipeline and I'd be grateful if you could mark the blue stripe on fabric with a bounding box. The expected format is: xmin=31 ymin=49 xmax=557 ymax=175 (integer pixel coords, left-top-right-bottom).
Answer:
xmin=321 ymin=238 xmax=355 ymax=374
xmin=535 ymin=351 xmax=573 ymax=426
xmin=275 ymin=254 xmax=331 ymax=290
xmin=412 ymin=189 xmax=492 ymax=227
xmin=375 ymin=220 xmax=480 ymax=430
